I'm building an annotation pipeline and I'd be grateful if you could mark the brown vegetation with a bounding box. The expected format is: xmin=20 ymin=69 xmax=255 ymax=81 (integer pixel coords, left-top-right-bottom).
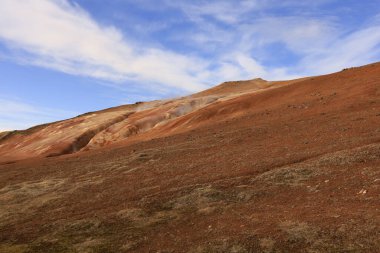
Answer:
xmin=0 ymin=62 xmax=380 ymax=252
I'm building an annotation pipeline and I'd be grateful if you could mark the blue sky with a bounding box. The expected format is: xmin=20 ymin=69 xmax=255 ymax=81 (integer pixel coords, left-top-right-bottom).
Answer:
xmin=1 ymin=0 xmax=380 ymax=131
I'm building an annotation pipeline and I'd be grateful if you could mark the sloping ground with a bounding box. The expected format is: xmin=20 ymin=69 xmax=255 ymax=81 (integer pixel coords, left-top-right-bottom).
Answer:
xmin=191 ymin=78 xmax=271 ymax=97
xmin=0 ymin=78 xmax=287 ymax=163
xmin=0 ymin=62 xmax=379 ymax=252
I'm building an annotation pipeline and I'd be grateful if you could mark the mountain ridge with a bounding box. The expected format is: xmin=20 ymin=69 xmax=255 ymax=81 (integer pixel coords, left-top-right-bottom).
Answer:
xmin=0 ymin=74 xmax=301 ymax=163
xmin=1 ymin=62 xmax=378 ymax=164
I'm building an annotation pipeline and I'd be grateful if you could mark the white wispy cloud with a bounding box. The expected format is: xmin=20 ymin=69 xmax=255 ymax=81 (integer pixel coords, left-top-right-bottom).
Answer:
xmin=300 ymin=22 xmax=380 ymax=74
xmin=1 ymin=0 xmax=380 ymax=96
xmin=165 ymin=0 xmax=380 ymax=79
xmin=240 ymin=17 xmax=339 ymax=54
xmin=166 ymin=0 xmax=260 ymax=24
xmin=0 ymin=0 xmax=209 ymax=92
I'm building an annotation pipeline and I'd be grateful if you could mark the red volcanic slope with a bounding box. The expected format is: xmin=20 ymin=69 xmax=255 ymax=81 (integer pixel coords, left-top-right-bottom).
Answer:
xmin=0 ymin=78 xmax=291 ymax=163
xmin=0 ymin=62 xmax=379 ymax=252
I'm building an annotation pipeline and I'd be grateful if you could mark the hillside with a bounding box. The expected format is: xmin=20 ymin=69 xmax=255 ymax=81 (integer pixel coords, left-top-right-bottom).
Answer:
xmin=0 ymin=78 xmax=292 ymax=163
xmin=0 ymin=62 xmax=379 ymax=252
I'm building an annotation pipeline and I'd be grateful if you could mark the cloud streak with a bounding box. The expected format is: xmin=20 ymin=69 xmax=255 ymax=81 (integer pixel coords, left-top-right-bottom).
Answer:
xmin=300 ymin=23 xmax=380 ymax=74
xmin=165 ymin=0 xmax=380 ymax=78
xmin=1 ymin=0 xmax=378 ymax=93
xmin=0 ymin=0 xmax=209 ymax=92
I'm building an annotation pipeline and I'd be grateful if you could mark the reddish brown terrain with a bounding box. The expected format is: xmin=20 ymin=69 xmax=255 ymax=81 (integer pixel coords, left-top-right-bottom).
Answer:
xmin=0 ymin=62 xmax=380 ymax=252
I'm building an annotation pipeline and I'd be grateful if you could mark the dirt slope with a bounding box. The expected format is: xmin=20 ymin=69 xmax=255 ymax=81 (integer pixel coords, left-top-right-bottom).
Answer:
xmin=0 ymin=62 xmax=379 ymax=252
xmin=0 ymin=78 xmax=289 ymax=163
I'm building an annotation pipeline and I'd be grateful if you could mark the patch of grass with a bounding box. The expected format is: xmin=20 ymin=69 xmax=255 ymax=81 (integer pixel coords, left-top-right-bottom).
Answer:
xmin=0 ymin=179 xmax=66 ymax=226
xmin=252 ymin=165 xmax=319 ymax=187
xmin=280 ymin=221 xmax=318 ymax=245
xmin=56 ymin=217 xmax=146 ymax=252
xmin=316 ymin=143 xmax=380 ymax=166
xmin=25 ymin=240 xmax=76 ymax=253
xmin=277 ymin=219 xmax=380 ymax=252
xmin=168 ymin=186 xmax=233 ymax=213
xmin=0 ymin=244 xmax=28 ymax=253
xmin=190 ymin=236 xmax=263 ymax=253
xmin=90 ymin=243 xmax=118 ymax=253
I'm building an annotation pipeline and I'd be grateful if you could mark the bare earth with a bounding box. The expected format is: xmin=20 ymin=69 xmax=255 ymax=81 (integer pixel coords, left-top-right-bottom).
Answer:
xmin=0 ymin=63 xmax=379 ymax=252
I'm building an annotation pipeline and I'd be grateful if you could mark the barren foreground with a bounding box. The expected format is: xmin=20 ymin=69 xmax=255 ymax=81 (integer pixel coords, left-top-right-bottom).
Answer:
xmin=0 ymin=63 xmax=380 ymax=252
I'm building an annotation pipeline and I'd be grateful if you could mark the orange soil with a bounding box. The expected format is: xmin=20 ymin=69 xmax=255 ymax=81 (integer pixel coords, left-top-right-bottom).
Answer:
xmin=0 ymin=63 xmax=379 ymax=252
